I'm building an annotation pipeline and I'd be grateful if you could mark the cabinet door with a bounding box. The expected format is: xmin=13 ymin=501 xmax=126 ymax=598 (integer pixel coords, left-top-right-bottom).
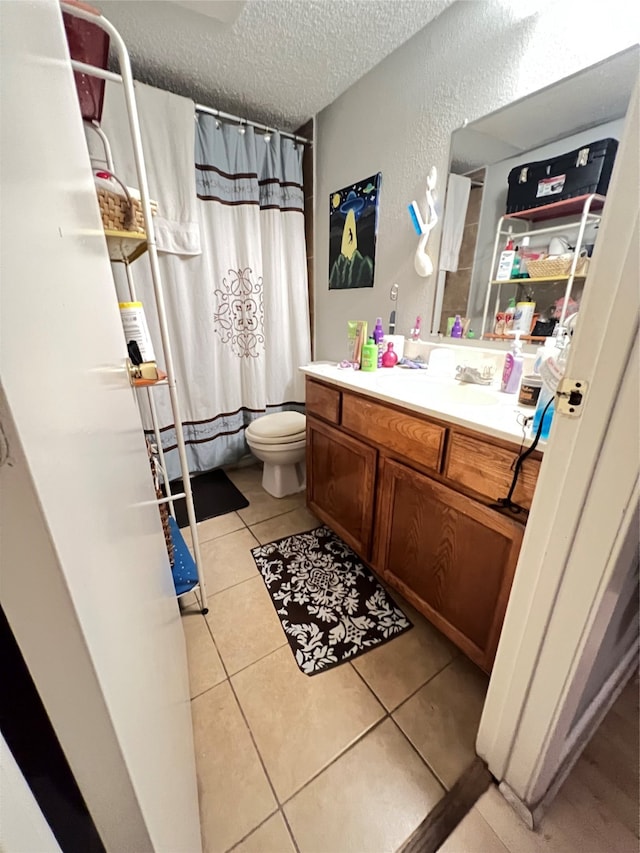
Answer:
xmin=374 ymin=457 xmax=524 ymax=671
xmin=306 ymin=416 xmax=377 ymax=559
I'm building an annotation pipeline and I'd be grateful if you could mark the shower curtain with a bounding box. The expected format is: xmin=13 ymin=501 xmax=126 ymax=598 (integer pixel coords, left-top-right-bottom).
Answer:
xmin=99 ymin=84 xmax=310 ymax=480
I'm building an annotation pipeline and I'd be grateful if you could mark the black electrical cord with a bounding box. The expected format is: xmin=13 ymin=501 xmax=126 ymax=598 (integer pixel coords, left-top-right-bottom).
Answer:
xmin=492 ymin=395 xmax=554 ymax=515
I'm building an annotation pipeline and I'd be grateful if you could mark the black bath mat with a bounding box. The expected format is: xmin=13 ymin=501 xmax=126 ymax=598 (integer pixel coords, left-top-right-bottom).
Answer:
xmin=251 ymin=525 xmax=412 ymax=675
xmin=168 ymin=469 xmax=249 ymax=528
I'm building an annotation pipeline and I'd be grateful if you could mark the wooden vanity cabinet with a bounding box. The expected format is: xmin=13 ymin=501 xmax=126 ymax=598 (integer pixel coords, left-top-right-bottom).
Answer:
xmin=305 ymin=377 xmax=538 ymax=672
xmin=374 ymin=457 xmax=524 ymax=671
xmin=306 ymin=416 xmax=377 ymax=559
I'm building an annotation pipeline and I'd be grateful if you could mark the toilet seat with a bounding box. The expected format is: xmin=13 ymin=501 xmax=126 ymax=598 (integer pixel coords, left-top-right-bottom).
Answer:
xmin=246 ymin=412 xmax=306 ymax=444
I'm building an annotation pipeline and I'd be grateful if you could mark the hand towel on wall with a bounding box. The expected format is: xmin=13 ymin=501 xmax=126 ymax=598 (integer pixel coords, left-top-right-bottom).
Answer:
xmin=439 ymin=173 xmax=472 ymax=272
xmin=88 ymin=80 xmax=201 ymax=256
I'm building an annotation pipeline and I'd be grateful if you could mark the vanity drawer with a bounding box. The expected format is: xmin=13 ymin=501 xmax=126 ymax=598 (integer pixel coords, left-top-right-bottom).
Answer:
xmin=306 ymin=379 xmax=341 ymax=425
xmin=341 ymin=393 xmax=445 ymax=472
xmin=445 ymin=431 xmax=540 ymax=510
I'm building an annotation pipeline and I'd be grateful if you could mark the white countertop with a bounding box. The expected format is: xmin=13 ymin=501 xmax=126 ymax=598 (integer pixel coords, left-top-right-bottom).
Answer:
xmin=301 ymin=362 xmax=544 ymax=451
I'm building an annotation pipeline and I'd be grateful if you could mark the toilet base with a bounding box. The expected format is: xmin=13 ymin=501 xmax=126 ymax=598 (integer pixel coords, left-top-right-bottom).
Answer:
xmin=262 ymin=460 xmax=306 ymax=499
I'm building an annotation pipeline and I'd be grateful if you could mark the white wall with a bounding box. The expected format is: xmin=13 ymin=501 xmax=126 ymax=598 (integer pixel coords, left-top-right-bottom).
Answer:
xmin=314 ymin=0 xmax=639 ymax=360
xmin=0 ymin=1 xmax=200 ymax=850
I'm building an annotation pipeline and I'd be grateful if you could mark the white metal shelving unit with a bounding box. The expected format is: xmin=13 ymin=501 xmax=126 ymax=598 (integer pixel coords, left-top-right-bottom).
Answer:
xmin=481 ymin=193 xmax=605 ymax=340
xmin=62 ymin=2 xmax=209 ymax=612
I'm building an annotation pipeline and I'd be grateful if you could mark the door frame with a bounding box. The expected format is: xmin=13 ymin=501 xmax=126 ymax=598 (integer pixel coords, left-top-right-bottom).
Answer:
xmin=477 ymin=78 xmax=639 ymax=817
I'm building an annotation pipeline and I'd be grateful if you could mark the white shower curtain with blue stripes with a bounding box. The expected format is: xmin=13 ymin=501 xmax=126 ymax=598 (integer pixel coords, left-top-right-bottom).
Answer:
xmin=97 ymin=85 xmax=311 ymax=480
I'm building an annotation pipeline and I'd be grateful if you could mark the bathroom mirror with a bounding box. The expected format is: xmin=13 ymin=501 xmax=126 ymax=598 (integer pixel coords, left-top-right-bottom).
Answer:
xmin=434 ymin=45 xmax=639 ymax=342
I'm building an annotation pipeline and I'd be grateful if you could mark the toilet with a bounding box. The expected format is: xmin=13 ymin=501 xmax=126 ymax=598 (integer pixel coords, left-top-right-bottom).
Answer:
xmin=245 ymin=411 xmax=306 ymax=498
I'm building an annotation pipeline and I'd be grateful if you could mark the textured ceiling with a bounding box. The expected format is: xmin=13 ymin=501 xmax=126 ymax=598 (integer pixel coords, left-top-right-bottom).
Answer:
xmin=97 ymin=0 xmax=454 ymax=131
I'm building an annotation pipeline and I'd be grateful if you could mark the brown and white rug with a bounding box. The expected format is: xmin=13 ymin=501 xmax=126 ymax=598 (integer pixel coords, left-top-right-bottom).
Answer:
xmin=251 ymin=525 xmax=412 ymax=675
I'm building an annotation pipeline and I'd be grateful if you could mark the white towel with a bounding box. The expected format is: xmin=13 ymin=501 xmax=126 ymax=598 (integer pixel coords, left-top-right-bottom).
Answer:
xmin=439 ymin=173 xmax=471 ymax=272
xmin=88 ymin=80 xmax=201 ymax=256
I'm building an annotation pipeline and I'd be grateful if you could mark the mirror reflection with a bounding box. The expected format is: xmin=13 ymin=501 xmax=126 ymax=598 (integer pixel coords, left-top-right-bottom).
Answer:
xmin=435 ymin=45 xmax=639 ymax=344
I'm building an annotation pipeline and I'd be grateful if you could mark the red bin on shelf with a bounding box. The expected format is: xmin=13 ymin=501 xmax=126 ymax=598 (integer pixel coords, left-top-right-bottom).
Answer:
xmin=62 ymin=9 xmax=110 ymax=123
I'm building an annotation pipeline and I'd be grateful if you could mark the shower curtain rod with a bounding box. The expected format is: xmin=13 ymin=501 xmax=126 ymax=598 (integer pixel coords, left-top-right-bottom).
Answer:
xmin=195 ymin=103 xmax=311 ymax=146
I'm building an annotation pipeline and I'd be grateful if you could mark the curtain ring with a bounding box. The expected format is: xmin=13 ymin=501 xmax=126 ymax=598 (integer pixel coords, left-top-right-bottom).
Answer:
xmin=238 ymin=118 xmax=246 ymax=135
xmin=264 ymin=128 xmax=272 ymax=143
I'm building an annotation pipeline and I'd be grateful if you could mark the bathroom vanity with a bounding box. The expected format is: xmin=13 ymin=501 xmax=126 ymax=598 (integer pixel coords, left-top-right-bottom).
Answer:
xmin=302 ymin=365 xmax=542 ymax=673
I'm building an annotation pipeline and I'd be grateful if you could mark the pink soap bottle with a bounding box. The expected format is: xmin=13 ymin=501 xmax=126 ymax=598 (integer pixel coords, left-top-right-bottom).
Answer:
xmin=381 ymin=342 xmax=398 ymax=368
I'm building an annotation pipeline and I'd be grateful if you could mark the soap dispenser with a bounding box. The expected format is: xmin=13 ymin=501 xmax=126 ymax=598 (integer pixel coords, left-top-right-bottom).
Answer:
xmin=501 ymin=330 xmax=524 ymax=394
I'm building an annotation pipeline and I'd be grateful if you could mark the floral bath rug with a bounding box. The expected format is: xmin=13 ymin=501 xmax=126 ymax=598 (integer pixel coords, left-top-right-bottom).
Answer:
xmin=251 ymin=525 xmax=412 ymax=675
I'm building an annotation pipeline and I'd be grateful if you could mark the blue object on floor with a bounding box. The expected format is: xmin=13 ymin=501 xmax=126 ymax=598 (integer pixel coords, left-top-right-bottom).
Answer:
xmin=169 ymin=516 xmax=199 ymax=596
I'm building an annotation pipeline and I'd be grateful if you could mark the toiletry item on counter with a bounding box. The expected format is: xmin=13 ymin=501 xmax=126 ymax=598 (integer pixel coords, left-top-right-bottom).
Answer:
xmin=347 ymin=320 xmax=367 ymax=367
xmin=388 ymin=310 xmax=396 ymax=334
xmin=119 ymin=301 xmax=156 ymax=363
xmin=398 ymin=357 xmax=428 ymax=369
xmin=451 ymin=315 xmax=463 ymax=338
xmin=373 ymin=317 xmax=385 ymax=367
xmin=504 ymin=298 xmax=516 ymax=332
xmin=494 ymin=312 xmax=506 ymax=336
xmin=381 ymin=342 xmax=398 ymax=367
xmin=384 ymin=335 xmax=405 ymax=360
xmin=496 ymin=230 xmax=515 ymax=280
xmin=531 ymin=331 xmax=570 ymax=439
xmin=518 ymin=374 xmax=542 ymax=407
xmin=513 ymin=301 xmax=536 ymax=333
xmin=501 ymin=330 xmax=524 ymax=394
xmin=361 ymin=337 xmax=378 ymax=372
xmin=410 ymin=316 xmax=422 ymax=341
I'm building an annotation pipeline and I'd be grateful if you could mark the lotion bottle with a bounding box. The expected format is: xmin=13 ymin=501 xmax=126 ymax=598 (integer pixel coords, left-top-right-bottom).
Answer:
xmin=501 ymin=330 xmax=524 ymax=394
xmin=361 ymin=337 xmax=378 ymax=372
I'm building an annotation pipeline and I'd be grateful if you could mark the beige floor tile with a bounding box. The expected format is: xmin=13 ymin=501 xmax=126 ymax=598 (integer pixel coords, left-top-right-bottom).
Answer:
xmin=232 ymin=813 xmax=296 ymax=853
xmin=231 ymin=645 xmax=385 ymax=801
xmin=250 ymin=506 xmax=319 ymax=545
xmin=181 ymin=609 xmax=226 ymax=698
xmin=393 ymin=656 xmax=488 ymax=789
xmin=284 ymin=718 xmax=444 ymax=853
xmin=206 ymin=576 xmax=287 ymax=675
xmin=352 ymin=607 xmax=457 ymax=711
xmin=182 ymin=511 xmax=245 ymax=549
xmin=475 ymin=785 xmax=603 ymax=853
xmin=192 ymin=681 xmax=277 ymax=853
xmin=228 ymin=464 xmax=306 ymax=526
xmin=200 ymin=528 xmax=260 ymax=597
xmin=438 ymin=805 xmax=508 ymax=852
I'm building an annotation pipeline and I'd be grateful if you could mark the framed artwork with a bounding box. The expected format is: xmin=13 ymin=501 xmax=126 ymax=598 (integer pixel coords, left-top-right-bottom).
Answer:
xmin=328 ymin=173 xmax=381 ymax=290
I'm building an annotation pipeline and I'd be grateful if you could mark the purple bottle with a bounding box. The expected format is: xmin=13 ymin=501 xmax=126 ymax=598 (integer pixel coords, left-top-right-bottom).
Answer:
xmin=373 ymin=317 xmax=385 ymax=367
xmin=451 ymin=315 xmax=463 ymax=338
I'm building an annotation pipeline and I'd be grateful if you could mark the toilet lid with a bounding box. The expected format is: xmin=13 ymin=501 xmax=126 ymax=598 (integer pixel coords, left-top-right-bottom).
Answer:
xmin=246 ymin=411 xmax=306 ymax=440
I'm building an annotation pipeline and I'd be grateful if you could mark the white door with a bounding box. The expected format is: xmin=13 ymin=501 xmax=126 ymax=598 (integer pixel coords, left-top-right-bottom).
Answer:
xmin=477 ymin=79 xmax=639 ymax=820
xmin=0 ymin=1 xmax=200 ymax=850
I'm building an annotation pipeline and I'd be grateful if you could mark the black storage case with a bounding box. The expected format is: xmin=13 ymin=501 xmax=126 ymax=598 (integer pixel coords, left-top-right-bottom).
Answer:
xmin=506 ymin=138 xmax=618 ymax=214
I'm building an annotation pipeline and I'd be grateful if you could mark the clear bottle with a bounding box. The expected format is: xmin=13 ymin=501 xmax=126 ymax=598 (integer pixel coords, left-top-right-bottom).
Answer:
xmin=531 ymin=331 xmax=570 ymax=439
xmin=519 ymin=236 xmax=531 ymax=278
xmin=504 ymin=297 xmax=516 ymax=332
xmin=511 ymin=247 xmax=521 ymax=279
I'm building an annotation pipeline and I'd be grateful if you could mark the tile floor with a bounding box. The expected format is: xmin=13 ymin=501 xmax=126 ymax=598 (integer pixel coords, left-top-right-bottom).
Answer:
xmin=180 ymin=464 xmax=489 ymax=853
xmin=443 ymin=674 xmax=639 ymax=853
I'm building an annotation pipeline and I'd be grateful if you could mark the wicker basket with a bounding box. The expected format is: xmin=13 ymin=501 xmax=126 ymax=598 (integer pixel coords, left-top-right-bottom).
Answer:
xmin=97 ymin=186 xmax=146 ymax=232
xmin=526 ymin=254 xmax=590 ymax=279
xmin=95 ymin=169 xmax=157 ymax=233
